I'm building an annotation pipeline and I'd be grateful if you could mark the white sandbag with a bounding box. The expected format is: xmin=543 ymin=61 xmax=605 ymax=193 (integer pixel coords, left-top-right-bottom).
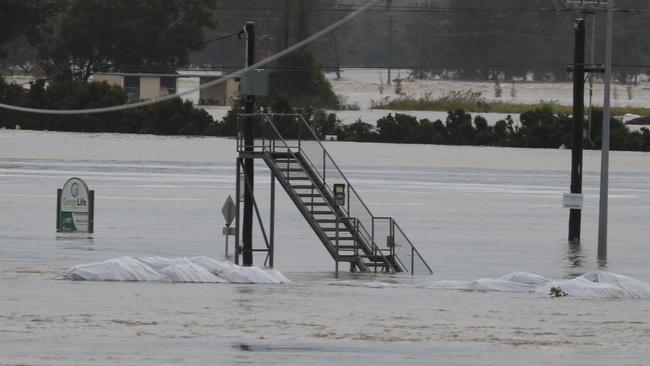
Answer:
xmin=59 ymin=256 xmax=291 ymax=284
xmin=415 ymin=271 xmax=650 ymax=299
xmin=189 ymin=256 xmax=291 ymax=284
xmin=218 ymin=266 xmax=292 ymax=284
xmin=135 ymin=256 xmax=174 ymax=272
xmin=584 ymin=272 xmax=650 ymax=299
xmin=159 ymin=258 xmax=227 ymax=283
xmin=188 ymin=256 xmax=238 ymax=274
xmin=60 ymin=256 xmax=170 ymax=282
xmin=537 ymin=272 xmax=650 ymax=299
xmin=497 ymin=272 xmax=551 ymax=286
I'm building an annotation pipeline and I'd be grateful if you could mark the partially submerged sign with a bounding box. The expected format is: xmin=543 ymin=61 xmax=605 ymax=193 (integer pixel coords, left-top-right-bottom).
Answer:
xmin=221 ymin=195 xmax=237 ymax=257
xmin=57 ymin=178 xmax=94 ymax=233
xmin=222 ymin=195 xmax=237 ymax=227
xmin=563 ymin=193 xmax=584 ymax=210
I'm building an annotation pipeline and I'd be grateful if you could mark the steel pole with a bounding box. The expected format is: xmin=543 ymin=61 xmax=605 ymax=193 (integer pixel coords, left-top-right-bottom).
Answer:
xmin=56 ymin=188 xmax=62 ymax=231
xmin=387 ymin=15 xmax=393 ymax=85
xmin=88 ymin=190 xmax=94 ymax=234
xmin=569 ymin=17 xmax=585 ymax=243
xmin=242 ymin=22 xmax=256 ymax=266
xmin=598 ymin=0 xmax=614 ymax=261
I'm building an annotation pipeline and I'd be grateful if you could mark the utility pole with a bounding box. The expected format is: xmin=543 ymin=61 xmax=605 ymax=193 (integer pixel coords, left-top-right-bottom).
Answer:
xmin=282 ymin=0 xmax=290 ymax=50
xmin=587 ymin=14 xmax=597 ymax=147
xmin=242 ymin=22 xmax=256 ymax=266
xmin=569 ymin=17 xmax=585 ymax=244
xmin=387 ymin=15 xmax=393 ymax=85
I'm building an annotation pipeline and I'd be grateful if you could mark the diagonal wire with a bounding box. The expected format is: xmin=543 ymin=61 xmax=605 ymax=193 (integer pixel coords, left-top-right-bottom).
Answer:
xmin=0 ymin=0 xmax=387 ymax=115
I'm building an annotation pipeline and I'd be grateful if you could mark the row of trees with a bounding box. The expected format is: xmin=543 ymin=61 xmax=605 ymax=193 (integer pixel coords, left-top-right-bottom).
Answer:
xmin=0 ymin=78 xmax=213 ymax=135
xmin=1 ymin=0 xmax=218 ymax=79
xmin=312 ymin=107 xmax=650 ymax=152
xmin=3 ymin=72 xmax=649 ymax=153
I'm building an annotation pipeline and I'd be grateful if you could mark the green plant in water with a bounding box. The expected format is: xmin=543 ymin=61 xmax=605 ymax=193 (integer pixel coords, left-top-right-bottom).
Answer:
xmin=549 ymin=287 xmax=568 ymax=298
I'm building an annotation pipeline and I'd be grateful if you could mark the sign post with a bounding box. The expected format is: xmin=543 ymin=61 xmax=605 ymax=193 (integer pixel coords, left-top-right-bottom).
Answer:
xmin=57 ymin=178 xmax=94 ymax=234
xmin=221 ymin=195 xmax=237 ymax=257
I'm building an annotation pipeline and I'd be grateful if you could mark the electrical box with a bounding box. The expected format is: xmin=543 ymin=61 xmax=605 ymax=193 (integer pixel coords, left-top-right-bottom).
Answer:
xmin=334 ymin=184 xmax=345 ymax=206
xmin=240 ymin=69 xmax=270 ymax=96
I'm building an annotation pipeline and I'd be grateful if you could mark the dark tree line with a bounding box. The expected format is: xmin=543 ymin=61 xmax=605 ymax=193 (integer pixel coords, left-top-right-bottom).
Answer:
xmin=0 ymin=78 xmax=214 ymax=135
xmin=3 ymin=74 xmax=649 ymax=152
xmin=1 ymin=0 xmax=218 ymax=80
xmin=312 ymin=107 xmax=650 ymax=152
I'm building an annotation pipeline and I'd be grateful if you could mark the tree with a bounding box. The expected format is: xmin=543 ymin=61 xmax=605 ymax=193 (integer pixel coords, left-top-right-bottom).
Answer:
xmin=267 ymin=48 xmax=339 ymax=109
xmin=0 ymin=0 xmax=60 ymax=63
xmin=35 ymin=0 xmax=218 ymax=80
xmin=0 ymin=1 xmax=58 ymax=47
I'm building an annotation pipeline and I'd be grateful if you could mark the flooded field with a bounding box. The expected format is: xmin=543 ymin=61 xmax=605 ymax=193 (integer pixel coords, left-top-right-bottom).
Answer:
xmin=1 ymin=130 xmax=649 ymax=365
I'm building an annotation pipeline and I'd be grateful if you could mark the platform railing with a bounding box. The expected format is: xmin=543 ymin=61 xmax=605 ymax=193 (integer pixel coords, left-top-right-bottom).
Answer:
xmin=237 ymin=113 xmax=432 ymax=275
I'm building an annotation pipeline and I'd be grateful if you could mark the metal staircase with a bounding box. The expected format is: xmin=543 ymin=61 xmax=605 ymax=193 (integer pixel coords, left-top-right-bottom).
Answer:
xmin=237 ymin=113 xmax=433 ymax=275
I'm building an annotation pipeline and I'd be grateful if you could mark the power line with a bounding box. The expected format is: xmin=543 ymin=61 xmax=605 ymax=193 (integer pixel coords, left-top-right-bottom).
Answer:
xmin=0 ymin=0 xmax=387 ymax=115
xmin=213 ymin=3 xmax=650 ymax=14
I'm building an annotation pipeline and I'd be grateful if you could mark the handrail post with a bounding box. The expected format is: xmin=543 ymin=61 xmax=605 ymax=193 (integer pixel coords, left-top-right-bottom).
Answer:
xmin=347 ymin=185 xmax=351 ymax=216
xmin=323 ymin=150 xmax=326 ymax=184
xmin=391 ymin=219 xmax=395 ymax=257
xmin=411 ymin=246 xmax=415 ymax=275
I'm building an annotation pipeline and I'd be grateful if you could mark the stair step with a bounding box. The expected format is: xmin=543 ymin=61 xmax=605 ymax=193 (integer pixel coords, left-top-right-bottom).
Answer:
xmin=328 ymin=236 xmax=355 ymax=241
xmin=279 ymin=168 xmax=303 ymax=172
xmin=288 ymin=176 xmax=311 ymax=180
xmin=336 ymin=245 xmax=359 ymax=251
xmin=291 ymin=185 xmax=315 ymax=189
xmin=297 ymin=193 xmax=321 ymax=198
xmin=321 ymin=227 xmax=351 ymax=232
xmin=311 ymin=211 xmax=334 ymax=215
xmin=337 ymin=255 xmax=363 ymax=261
xmin=274 ymin=159 xmax=298 ymax=164
xmin=315 ymin=219 xmax=339 ymax=223
xmin=303 ymin=202 xmax=329 ymax=206
xmin=364 ymin=255 xmax=388 ymax=262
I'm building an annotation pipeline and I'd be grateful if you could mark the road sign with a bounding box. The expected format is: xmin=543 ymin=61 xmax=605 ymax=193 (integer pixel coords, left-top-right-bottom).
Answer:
xmin=222 ymin=195 xmax=237 ymax=226
xmin=563 ymin=193 xmax=584 ymax=209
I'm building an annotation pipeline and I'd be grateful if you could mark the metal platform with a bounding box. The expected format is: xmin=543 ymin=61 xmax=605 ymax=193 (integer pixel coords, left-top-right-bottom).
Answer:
xmin=235 ymin=113 xmax=432 ymax=275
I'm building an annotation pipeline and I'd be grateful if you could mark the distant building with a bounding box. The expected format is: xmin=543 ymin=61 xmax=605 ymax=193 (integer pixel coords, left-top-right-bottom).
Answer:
xmin=91 ymin=71 xmax=239 ymax=106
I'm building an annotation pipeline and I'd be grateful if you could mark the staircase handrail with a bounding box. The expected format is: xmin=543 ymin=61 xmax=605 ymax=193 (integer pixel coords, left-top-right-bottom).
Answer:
xmin=393 ymin=221 xmax=434 ymax=275
xmin=354 ymin=219 xmax=397 ymax=274
xmin=240 ymin=113 xmax=432 ymax=275
xmin=260 ymin=113 xmax=374 ymax=218
xmin=253 ymin=114 xmax=396 ymax=272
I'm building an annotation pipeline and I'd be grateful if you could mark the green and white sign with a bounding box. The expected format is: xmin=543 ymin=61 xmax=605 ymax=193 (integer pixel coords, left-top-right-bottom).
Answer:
xmin=57 ymin=177 xmax=94 ymax=233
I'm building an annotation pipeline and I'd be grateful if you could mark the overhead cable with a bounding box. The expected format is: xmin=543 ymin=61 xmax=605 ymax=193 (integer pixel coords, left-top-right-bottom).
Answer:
xmin=0 ymin=0 xmax=386 ymax=115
